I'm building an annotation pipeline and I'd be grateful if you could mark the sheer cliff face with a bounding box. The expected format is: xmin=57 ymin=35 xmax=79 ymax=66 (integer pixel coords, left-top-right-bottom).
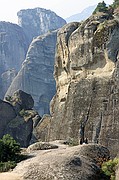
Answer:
xmin=0 ymin=21 xmax=28 ymax=98
xmin=37 ymin=13 xmax=119 ymax=157
xmin=17 ymin=8 xmax=66 ymax=43
xmin=5 ymin=31 xmax=57 ymax=116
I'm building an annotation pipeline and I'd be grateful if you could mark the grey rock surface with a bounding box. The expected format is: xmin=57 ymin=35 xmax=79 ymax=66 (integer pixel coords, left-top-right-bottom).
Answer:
xmin=0 ymin=21 xmax=28 ymax=98
xmin=17 ymin=8 xmax=66 ymax=43
xmin=36 ymin=13 xmax=119 ymax=157
xmin=27 ymin=141 xmax=58 ymax=152
xmin=0 ymin=90 xmax=38 ymax=147
xmin=10 ymin=89 xmax=34 ymax=111
xmin=0 ymin=99 xmax=16 ymax=138
xmin=5 ymin=31 xmax=57 ymax=116
xmin=1 ymin=69 xmax=17 ymax=95
xmin=4 ymin=115 xmax=33 ymax=147
xmin=9 ymin=143 xmax=109 ymax=180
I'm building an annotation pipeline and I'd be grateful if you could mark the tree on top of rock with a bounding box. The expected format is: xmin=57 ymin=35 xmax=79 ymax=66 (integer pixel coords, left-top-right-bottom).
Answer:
xmin=93 ymin=1 xmax=108 ymax=14
xmin=112 ymin=0 xmax=119 ymax=8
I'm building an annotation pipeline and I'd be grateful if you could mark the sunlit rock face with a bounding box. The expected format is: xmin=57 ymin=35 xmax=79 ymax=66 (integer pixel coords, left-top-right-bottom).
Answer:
xmin=5 ymin=31 xmax=57 ymax=116
xmin=0 ymin=21 xmax=28 ymax=98
xmin=36 ymin=12 xmax=119 ymax=157
xmin=17 ymin=8 xmax=66 ymax=43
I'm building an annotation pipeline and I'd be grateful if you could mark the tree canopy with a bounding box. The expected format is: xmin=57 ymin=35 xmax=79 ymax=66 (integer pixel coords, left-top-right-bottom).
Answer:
xmin=112 ymin=0 xmax=119 ymax=8
xmin=93 ymin=1 xmax=108 ymax=14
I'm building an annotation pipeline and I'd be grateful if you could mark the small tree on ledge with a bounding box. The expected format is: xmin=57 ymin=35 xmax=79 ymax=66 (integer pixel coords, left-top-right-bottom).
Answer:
xmin=93 ymin=1 xmax=108 ymax=14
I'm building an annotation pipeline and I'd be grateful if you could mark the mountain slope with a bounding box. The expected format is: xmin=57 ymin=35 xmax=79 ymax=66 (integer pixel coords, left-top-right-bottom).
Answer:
xmin=66 ymin=5 xmax=96 ymax=23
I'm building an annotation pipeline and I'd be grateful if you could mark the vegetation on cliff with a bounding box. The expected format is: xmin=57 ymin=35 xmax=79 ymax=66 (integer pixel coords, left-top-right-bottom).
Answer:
xmin=93 ymin=1 xmax=108 ymax=14
xmin=93 ymin=0 xmax=119 ymax=15
xmin=112 ymin=0 xmax=119 ymax=8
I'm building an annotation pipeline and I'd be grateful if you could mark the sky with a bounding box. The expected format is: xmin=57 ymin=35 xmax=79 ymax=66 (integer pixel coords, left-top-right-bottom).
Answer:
xmin=0 ymin=0 xmax=114 ymax=24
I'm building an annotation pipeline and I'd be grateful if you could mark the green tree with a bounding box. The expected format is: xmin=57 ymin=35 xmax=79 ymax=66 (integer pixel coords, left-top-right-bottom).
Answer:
xmin=112 ymin=0 xmax=119 ymax=8
xmin=93 ymin=1 xmax=108 ymax=14
xmin=0 ymin=134 xmax=20 ymax=162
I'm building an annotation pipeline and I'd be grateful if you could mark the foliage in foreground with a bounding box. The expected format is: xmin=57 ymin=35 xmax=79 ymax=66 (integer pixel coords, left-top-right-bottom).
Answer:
xmin=0 ymin=134 xmax=27 ymax=172
xmin=0 ymin=134 xmax=21 ymax=162
xmin=0 ymin=161 xmax=16 ymax=172
xmin=101 ymin=158 xmax=118 ymax=180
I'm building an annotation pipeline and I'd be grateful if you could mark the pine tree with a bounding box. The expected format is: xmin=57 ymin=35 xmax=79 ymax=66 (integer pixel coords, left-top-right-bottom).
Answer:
xmin=112 ymin=0 xmax=119 ymax=8
xmin=93 ymin=1 xmax=108 ymax=14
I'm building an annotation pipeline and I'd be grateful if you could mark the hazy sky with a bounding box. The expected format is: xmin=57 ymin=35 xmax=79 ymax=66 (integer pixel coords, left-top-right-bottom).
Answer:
xmin=0 ymin=0 xmax=114 ymax=24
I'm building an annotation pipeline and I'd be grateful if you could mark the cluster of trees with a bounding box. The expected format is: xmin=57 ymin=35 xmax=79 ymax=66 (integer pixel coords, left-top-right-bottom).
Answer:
xmin=93 ymin=0 xmax=119 ymax=14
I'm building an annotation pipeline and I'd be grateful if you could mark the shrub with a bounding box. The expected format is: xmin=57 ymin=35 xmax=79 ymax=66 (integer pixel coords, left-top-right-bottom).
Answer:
xmin=0 ymin=161 xmax=16 ymax=172
xmin=101 ymin=158 xmax=118 ymax=180
xmin=1 ymin=134 xmax=21 ymax=162
xmin=0 ymin=134 xmax=28 ymax=172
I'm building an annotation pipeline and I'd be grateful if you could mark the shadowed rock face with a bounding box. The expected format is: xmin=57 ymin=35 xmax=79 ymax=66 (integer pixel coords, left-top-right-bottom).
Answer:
xmin=5 ymin=31 xmax=57 ymax=116
xmin=0 ymin=99 xmax=16 ymax=137
xmin=0 ymin=90 xmax=40 ymax=147
xmin=0 ymin=21 xmax=29 ymax=98
xmin=17 ymin=8 xmax=66 ymax=43
xmin=35 ymin=13 xmax=119 ymax=157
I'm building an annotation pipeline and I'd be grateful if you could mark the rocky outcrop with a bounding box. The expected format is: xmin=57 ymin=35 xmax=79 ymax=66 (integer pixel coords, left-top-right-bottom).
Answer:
xmin=6 ymin=89 xmax=34 ymax=113
xmin=17 ymin=8 xmax=66 ymax=43
xmin=4 ymin=143 xmax=109 ymax=180
xmin=0 ymin=90 xmax=39 ymax=147
xmin=4 ymin=115 xmax=33 ymax=147
xmin=35 ymin=12 xmax=119 ymax=157
xmin=27 ymin=142 xmax=58 ymax=152
xmin=5 ymin=31 xmax=57 ymax=116
xmin=0 ymin=21 xmax=28 ymax=98
xmin=0 ymin=99 xmax=16 ymax=137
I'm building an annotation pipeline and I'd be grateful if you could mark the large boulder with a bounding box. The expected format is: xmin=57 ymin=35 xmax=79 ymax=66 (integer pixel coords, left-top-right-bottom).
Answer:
xmin=5 ymin=31 xmax=57 ymax=116
xmin=0 ymin=99 xmax=16 ymax=138
xmin=4 ymin=115 xmax=33 ymax=147
xmin=17 ymin=8 xmax=66 ymax=43
xmin=35 ymin=13 xmax=119 ymax=157
xmin=2 ymin=90 xmax=38 ymax=147
xmin=9 ymin=144 xmax=109 ymax=180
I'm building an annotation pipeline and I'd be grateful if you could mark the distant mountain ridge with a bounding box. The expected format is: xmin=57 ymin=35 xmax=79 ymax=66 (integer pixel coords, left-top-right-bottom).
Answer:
xmin=66 ymin=5 xmax=96 ymax=23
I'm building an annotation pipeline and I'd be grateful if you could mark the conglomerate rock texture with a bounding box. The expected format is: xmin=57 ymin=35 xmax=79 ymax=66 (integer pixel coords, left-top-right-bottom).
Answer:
xmin=5 ymin=31 xmax=57 ymax=116
xmin=17 ymin=8 xmax=66 ymax=43
xmin=35 ymin=12 xmax=119 ymax=157
xmin=0 ymin=21 xmax=28 ymax=98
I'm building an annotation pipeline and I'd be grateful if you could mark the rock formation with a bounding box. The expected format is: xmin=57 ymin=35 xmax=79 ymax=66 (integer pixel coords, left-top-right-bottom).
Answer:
xmin=0 ymin=90 xmax=40 ymax=147
xmin=2 ymin=143 xmax=109 ymax=180
xmin=0 ymin=21 xmax=29 ymax=98
xmin=5 ymin=31 xmax=57 ymax=116
xmin=0 ymin=99 xmax=16 ymax=137
xmin=17 ymin=8 xmax=66 ymax=43
xmin=34 ymin=12 xmax=119 ymax=157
